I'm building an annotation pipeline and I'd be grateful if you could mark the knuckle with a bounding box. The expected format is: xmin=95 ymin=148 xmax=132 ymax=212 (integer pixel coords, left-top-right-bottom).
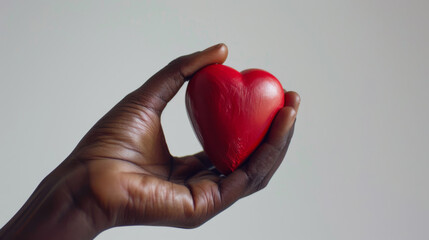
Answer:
xmin=257 ymin=178 xmax=270 ymax=191
xmin=184 ymin=219 xmax=204 ymax=229
xmin=167 ymin=57 xmax=189 ymax=81
xmin=243 ymin=162 xmax=274 ymax=193
xmin=254 ymin=177 xmax=268 ymax=192
xmin=168 ymin=55 xmax=189 ymax=67
xmin=244 ymin=168 xmax=265 ymax=193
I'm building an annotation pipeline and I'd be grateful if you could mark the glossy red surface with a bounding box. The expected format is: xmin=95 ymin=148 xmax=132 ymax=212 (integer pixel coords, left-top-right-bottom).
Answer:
xmin=186 ymin=64 xmax=284 ymax=174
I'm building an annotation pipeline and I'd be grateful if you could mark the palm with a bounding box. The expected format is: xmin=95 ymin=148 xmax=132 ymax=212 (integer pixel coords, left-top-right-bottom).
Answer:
xmin=72 ymin=101 xmax=223 ymax=228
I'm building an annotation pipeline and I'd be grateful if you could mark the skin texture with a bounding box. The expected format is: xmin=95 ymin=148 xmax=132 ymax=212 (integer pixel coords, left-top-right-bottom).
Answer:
xmin=0 ymin=44 xmax=300 ymax=240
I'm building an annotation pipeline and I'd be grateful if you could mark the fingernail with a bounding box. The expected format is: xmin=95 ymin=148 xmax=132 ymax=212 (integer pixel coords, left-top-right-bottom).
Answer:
xmin=203 ymin=43 xmax=224 ymax=52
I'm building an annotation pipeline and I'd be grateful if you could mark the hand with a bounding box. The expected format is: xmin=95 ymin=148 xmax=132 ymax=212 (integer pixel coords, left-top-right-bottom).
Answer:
xmin=0 ymin=44 xmax=300 ymax=240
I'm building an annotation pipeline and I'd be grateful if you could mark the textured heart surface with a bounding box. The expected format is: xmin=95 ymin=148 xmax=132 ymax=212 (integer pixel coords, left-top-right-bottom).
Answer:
xmin=186 ymin=64 xmax=284 ymax=174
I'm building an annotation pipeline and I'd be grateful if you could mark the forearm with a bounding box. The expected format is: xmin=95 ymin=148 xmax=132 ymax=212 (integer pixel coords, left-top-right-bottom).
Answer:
xmin=0 ymin=163 xmax=105 ymax=240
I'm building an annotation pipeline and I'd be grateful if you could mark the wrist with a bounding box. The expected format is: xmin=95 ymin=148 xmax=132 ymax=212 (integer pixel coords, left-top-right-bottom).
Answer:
xmin=0 ymin=162 xmax=109 ymax=240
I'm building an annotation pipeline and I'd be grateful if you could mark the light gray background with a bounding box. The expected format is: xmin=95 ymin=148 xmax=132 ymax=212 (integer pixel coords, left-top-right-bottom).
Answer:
xmin=1 ymin=1 xmax=428 ymax=239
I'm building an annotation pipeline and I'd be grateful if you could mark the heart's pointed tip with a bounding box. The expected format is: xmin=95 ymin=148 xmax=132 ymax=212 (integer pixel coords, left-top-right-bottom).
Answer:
xmin=215 ymin=164 xmax=234 ymax=176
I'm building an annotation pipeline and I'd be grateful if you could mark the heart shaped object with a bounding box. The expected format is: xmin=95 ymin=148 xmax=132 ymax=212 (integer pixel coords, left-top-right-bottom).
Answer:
xmin=186 ymin=64 xmax=284 ymax=174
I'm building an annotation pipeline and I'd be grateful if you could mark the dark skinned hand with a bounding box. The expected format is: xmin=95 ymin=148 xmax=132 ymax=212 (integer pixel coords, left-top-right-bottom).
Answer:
xmin=0 ymin=44 xmax=300 ymax=240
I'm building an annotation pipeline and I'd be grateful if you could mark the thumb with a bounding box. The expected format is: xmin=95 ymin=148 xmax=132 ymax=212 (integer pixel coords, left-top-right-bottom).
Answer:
xmin=129 ymin=44 xmax=228 ymax=115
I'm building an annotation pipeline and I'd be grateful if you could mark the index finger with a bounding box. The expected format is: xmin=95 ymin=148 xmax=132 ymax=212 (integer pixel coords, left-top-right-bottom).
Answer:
xmin=132 ymin=44 xmax=229 ymax=115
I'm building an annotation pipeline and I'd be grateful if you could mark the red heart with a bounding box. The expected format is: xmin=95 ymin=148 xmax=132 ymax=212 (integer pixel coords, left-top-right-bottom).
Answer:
xmin=186 ymin=64 xmax=284 ymax=174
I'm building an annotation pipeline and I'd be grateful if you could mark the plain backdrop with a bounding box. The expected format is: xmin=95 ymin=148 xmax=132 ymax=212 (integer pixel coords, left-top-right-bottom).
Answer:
xmin=1 ymin=1 xmax=428 ymax=240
